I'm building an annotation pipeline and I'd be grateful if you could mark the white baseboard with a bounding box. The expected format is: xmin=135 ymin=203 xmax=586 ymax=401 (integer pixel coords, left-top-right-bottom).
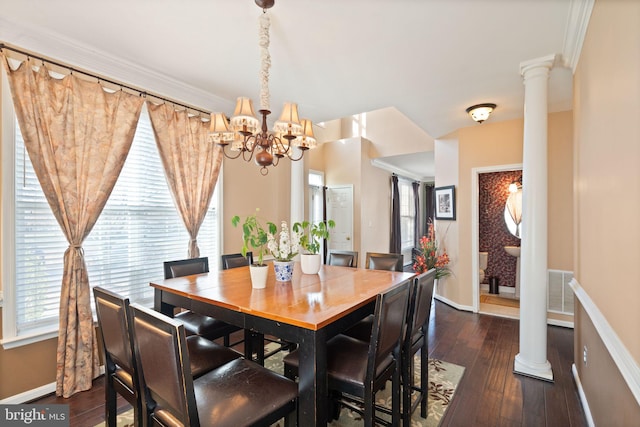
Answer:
xmin=434 ymin=293 xmax=474 ymax=312
xmin=480 ymin=284 xmax=516 ymax=295
xmin=0 ymin=365 xmax=105 ymax=404
xmin=572 ymin=363 xmax=595 ymax=427
xmin=547 ymin=318 xmax=574 ymax=328
xmin=570 ymin=278 xmax=640 ymax=406
xmin=0 ymin=382 xmax=56 ymax=404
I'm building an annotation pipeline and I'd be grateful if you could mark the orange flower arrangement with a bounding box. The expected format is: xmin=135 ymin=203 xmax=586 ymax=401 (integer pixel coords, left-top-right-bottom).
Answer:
xmin=413 ymin=220 xmax=451 ymax=279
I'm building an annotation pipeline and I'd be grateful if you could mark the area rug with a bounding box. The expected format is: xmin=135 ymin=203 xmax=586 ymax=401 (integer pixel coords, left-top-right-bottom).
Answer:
xmin=480 ymin=293 xmax=520 ymax=308
xmin=98 ymin=347 xmax=464 ymax=427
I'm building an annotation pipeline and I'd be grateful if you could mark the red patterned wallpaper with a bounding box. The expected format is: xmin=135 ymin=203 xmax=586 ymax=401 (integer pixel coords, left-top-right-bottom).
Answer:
xmin=479 ymin=171 xmax=522 ymax=288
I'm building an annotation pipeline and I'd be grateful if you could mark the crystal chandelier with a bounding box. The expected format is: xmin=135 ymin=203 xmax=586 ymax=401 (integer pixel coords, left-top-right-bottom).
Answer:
xmin=209 ymin=0 xmax=317 ymax=175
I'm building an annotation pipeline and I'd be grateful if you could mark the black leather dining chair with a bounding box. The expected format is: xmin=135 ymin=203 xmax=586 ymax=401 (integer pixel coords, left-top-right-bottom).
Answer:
xmin=93 ymin=286 xmax=241 ymax=427
xmin=401 ymin=269 xmax=436 ymax=425
xmin=327 ymin=250 xmax=359 ymax=268
xmin=164 ymin=257 xmax=241 ymax=347
xmin=221 ymin=252 xmax=253 ymax=270
xmin=364 ymin=252 xmax=404 ymax=272
xmin=342 ymin=251 xmax=405 ymax=341
xmin=283 ymin=279 xmax=411 ymax=426
xmin=130 ymin=303 xmax=298 ymax=427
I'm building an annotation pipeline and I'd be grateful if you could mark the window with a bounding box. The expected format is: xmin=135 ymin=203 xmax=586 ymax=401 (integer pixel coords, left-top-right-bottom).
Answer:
xmin=2 ymin=86 xmax=219 ymax=346
xmin=398 ymin=179 xmax=415 ymax=251
xmin=308 ymin=170 xmax=324 ymax=226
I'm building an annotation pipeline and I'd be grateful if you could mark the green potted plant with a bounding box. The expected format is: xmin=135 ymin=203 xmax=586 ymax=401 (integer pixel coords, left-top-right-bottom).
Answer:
xmin=294 ymin=219 xmax=336 ymax=274
xmin=232 ymin=209 xmax=270 ymax=288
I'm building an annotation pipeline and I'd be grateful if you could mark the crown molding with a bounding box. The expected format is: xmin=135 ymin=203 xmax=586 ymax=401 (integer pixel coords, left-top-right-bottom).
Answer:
xmin=0 ymin=16 xmax=234 ymax=114
xmin=561 ymin=0 xmax=595 ymax=71
xmin=370 ymin=158 xmax=432 ymax=182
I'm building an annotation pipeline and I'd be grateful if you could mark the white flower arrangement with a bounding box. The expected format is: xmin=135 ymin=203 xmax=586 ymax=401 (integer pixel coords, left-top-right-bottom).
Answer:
xmin=267 ymin=221 xmax=302 ymax=262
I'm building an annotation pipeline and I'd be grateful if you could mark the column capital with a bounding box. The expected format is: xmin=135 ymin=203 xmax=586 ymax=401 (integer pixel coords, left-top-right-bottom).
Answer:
xmin=520 ymin=54 xmax=557 ymax=77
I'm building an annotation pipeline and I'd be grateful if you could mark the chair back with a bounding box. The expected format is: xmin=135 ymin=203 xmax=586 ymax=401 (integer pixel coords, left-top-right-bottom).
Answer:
xmin=221 ymin=252 xmax=254 ymax=270
xmin=93 ymin=287 xmax=138 ymax=386
xmin=327 ymin=250 xmax=358 ymax=268
xmin=368 ymin=279 xmax=411 ymax=380
xmin=164 ymin=257 xmax=209 ymax=279
xmin=93 ymin=286 xmax=145 ymax=426
xmin=365 ymin=252 xmax=404 ymax=272
xmin=130 ymin=303 xmax=198 ymax=427
xmin=406 ymin=269 xmax=436 ymax=345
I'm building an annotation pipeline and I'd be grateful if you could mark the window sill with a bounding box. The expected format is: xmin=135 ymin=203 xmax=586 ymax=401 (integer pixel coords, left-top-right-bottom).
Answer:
xmin=1 ymin=327 xmax=58 ymax=350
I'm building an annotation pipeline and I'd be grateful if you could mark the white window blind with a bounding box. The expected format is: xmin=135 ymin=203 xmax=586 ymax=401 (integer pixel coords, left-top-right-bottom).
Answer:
xmin=399 ymin=179 xmax=415 ymax=250
xmin=12 ymin=106 xmax=219 ymax=337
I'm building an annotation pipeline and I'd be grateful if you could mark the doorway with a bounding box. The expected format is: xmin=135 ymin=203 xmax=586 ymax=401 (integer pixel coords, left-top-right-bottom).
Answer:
xmin=326 ymin=185 xmax=354 ymax=251
xmin=471 ymin=164 xmax=522 ymax=318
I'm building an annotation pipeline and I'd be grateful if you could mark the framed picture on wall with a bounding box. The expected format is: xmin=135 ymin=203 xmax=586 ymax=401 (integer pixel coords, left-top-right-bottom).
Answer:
xmin=434 ymin=185 xmax=456 ymax=220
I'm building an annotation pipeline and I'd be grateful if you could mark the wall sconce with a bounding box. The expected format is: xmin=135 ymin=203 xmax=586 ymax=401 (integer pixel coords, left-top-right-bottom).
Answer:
xmin=466 ymin=103 xmax=497 ymax=123
xmin=509 ymin=180 xmax=521 ymax=193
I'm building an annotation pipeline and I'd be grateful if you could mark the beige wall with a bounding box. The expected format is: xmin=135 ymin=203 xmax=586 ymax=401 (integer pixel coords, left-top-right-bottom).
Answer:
xmin=360 ymin=138 xmax=392 ymax=255
xmin=573 ymin=0 xmax=640 ymax=419
xmin=433 ymin=134 xmax=460 ymax=301
xmin=435 ymin=112 xmax=573 ymax=307
xmin=548 ymin=111 xmax=574 ymax=270
xmin=309 ymin=136 xmax=393 ymax=259
xmin=0 ymin=309 xmax=59 ymax=399
xmin=221 ymin=156 xmax=291 ymax=258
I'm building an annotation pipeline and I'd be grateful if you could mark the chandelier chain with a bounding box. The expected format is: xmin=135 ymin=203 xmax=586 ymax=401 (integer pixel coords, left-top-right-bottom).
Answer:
xmin=258 ymin=12 xmax=271 ymax=111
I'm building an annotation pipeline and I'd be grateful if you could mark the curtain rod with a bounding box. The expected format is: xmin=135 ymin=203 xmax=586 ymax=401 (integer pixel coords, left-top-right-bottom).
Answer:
xmin=0 ymin=43 xmax=212 ymax=118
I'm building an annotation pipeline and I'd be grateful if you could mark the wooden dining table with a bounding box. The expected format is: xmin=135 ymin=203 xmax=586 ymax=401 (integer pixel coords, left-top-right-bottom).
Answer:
xmin=151 ymin=262 xmax=415 ymax=427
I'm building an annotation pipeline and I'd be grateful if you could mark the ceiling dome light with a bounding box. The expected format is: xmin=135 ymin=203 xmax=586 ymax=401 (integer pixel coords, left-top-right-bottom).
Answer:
xmin=465 ymin=103 xmax=497 ymax=123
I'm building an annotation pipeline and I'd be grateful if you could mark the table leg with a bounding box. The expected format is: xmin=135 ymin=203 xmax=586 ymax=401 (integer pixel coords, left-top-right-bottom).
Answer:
xmin=297 ymin=330 xmax=327 ymax=426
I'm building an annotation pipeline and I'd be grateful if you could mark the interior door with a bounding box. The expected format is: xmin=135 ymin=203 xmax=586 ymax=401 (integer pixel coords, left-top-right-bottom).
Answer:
xmin=326 ymin=185 xmax=354 ymax=251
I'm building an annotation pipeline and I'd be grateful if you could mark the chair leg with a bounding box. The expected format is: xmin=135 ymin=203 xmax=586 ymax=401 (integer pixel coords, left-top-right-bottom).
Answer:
xmin=105 ymin=376 xmax=117 ymax=427
xmin=402 ymin=351 xmax=411 ymax=426
xmin=420 ymin=343 xmax=428 ymax=418
xmin=363 ymin=386 xmax=374 ymax=427
xmin=284 ymin=407 xmax=297 ymax=427
xmin=392 ymin=361 xmax=401 ymax=426
xmin=223 ymin=333 xmax=230 ymax=347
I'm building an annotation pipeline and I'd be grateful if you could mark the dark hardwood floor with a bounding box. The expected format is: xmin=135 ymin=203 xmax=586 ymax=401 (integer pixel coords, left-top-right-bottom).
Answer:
xmin=32 ymin=300 xmax=587 ymax=426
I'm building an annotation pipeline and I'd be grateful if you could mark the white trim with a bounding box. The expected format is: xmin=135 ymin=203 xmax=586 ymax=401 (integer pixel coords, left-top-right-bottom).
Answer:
xmin=570 ymin=278 xmax=640 ymax=406
xmin=0 ymin=328 xmax=58 ymax=350
xmin=572 ymin=363 xmax=596 ymax=427
xmin=0 ymin=382 xmax=56 ymax=404
xmin=0 ymin=17 xmax=233 ymax=114
xmin=1 ymin=65 xmax=17 ymax=341
xmin=561 ymin=0 xmax=595 ymax=71
xmin=547 ymin=318 xmax=574 ymax=328
xmin=370 ymin=158 xmax=431 ymax=182
xmin=434 ymin=293 xmax=473 ymax=313
xmin=0 ymin=366 xmax=106 ymax=404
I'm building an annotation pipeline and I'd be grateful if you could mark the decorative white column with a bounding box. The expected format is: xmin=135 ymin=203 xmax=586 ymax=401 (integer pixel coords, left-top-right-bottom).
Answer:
xmin=290 ymin=148 xmax=305 ymax=226
xmin=514 ymin=54 xmax=556 ymax=382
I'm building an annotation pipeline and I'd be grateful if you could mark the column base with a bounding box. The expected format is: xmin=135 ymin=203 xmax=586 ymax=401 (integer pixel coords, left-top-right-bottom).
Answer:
xmin=514 ymin=353 xmax=554 ymax=382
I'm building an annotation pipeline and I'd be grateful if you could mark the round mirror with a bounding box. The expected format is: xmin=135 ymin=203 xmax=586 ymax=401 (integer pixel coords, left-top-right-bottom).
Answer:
xmin=504 ymin=187 xmax=522 ymax=238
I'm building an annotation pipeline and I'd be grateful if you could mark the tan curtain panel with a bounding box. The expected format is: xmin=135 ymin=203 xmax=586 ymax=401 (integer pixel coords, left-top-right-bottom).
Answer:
xmin=147 ymin=102 xmax=223 ymax=258
xmin=3 ymin=56 xmax=144 ymax=397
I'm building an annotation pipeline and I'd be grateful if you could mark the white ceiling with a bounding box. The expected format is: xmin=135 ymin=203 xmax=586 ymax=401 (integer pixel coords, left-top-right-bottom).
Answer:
xmin=0 ymin=0 xmax=585 ymax=178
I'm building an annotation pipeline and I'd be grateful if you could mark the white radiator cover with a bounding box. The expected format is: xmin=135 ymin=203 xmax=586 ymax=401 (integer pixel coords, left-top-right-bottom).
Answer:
xmin=548 ymin=269 xmax=574 ymax=314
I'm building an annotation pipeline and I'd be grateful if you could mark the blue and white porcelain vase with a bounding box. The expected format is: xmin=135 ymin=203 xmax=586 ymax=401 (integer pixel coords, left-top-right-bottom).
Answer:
xmin=273 ymin=261 xmax=294 ymax=282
